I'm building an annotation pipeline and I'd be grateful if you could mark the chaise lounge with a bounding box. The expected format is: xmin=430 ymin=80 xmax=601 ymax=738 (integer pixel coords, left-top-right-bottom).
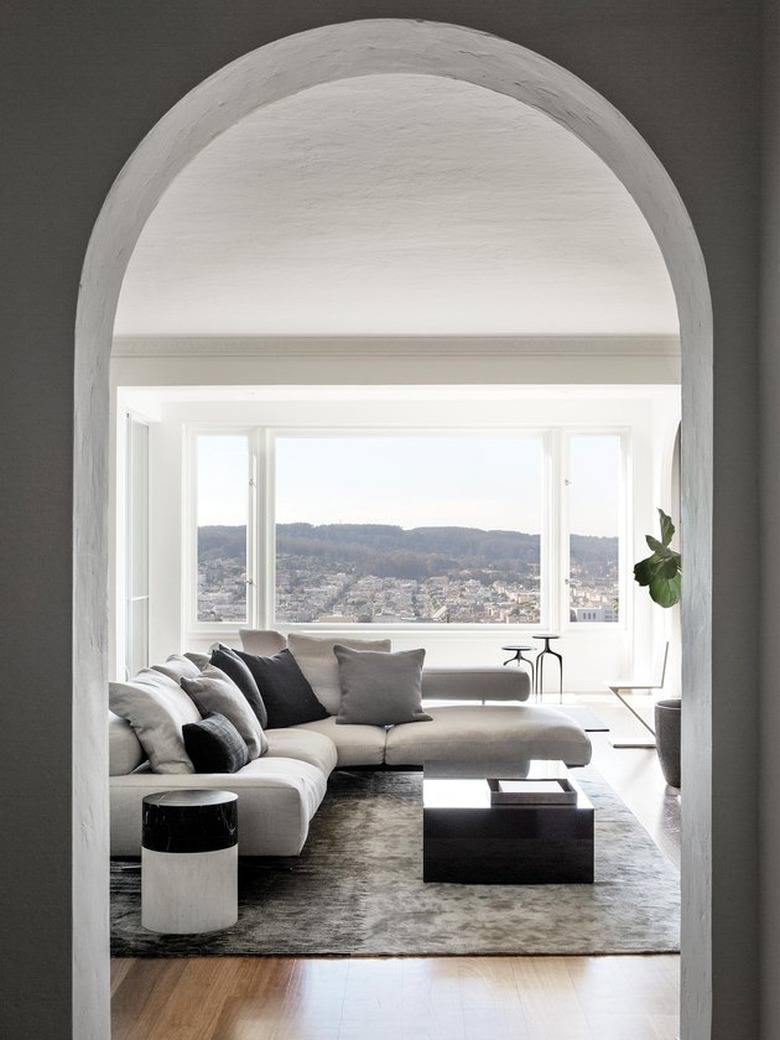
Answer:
xmin=109 ymin=631 xmax=592 ymax=857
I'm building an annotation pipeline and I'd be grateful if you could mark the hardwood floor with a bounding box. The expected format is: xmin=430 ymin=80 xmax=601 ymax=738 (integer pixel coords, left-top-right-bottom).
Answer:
xmin=111 ymin=691 xmax=681 ymax=1040
xmin=111 ymin=954 xmax=679 ymax=1039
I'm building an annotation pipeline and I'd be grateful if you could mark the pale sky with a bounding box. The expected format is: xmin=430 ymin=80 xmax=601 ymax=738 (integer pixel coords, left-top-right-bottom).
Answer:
xmin=197 ymin=433 xmax=620 ymax=536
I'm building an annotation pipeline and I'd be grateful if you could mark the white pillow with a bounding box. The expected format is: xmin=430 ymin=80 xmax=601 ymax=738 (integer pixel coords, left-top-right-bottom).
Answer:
xmin=287 ymin=633 xmax=392 ymax=714
xmin=109 ymin=668 xmax=201 ymax=774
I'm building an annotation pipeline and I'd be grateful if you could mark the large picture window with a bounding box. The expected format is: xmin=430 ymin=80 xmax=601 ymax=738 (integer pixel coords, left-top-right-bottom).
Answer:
xmin=189 ymin=426 xmax=626 ymax=631
xmin=274 ymin=435 xmax=543 ymax=624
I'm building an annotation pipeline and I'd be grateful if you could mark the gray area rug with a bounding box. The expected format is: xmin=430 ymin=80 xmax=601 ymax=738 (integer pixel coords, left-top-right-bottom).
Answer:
xmin=553 ymin=704 xmax=609 ymax=732
xmin=111 ymin=769 xmax=678 ymax=958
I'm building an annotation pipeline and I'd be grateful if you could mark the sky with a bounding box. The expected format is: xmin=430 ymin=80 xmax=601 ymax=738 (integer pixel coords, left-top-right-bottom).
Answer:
xmin=197 ymin=433 xmax=620 ymax=536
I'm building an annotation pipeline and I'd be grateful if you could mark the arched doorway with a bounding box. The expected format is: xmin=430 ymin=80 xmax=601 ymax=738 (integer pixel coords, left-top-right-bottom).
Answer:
xmin=75 ymin=19 xmax=711 ymax=1035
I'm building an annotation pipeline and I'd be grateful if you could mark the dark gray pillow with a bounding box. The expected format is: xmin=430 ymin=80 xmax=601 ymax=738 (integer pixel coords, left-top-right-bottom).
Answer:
xmin=333 ymin=645 xmax=432 ymax=726
xmin=182 ymin=712 xmax=250 ymax=773
xmin=211 ymin=644 xmax=269 ymax=728
xmin=235 ymin=648 xmax=329 ymax=729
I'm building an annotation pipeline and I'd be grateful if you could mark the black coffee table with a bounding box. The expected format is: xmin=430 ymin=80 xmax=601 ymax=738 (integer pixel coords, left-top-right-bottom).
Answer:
xmin=422 ymin=761 xmax=594 ymax=884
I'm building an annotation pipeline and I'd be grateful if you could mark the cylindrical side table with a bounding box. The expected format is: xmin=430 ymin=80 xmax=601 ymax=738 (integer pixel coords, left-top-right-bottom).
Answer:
xmin=142 ymin=789 xmax=238 ymax=934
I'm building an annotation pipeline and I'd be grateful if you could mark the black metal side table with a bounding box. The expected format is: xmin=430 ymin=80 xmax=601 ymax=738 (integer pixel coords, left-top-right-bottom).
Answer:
xmin=533 ymin=634 xmax=563 ymax=703
xmin=501 ymin=644 xmax=536 ymax=694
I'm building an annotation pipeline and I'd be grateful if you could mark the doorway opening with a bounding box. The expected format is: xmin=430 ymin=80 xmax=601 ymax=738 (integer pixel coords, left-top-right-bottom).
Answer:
xmin=75 ymin=19 xmax=711 ymax=1035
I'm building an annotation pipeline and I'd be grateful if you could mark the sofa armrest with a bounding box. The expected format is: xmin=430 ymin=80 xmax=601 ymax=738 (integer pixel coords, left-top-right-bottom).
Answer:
xmin=421 ymin=666 xmax=531 ymax=703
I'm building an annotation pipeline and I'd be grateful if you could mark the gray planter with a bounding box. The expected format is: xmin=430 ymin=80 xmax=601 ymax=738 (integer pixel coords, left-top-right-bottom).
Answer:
xmin=654 ymin=698 xmax=681 ymax=788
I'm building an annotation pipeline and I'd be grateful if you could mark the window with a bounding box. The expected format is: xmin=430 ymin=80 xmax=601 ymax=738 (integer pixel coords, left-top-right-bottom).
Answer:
xmin=188 ymin=426 xmax=626 ymax=631
xmin=274 ymin=435 xmax=543 ymax=624
xmin=125 ymin=417 xmax=149 ymax=676
xmin=567 ymin=433 xmax=621 ymax=622
xmin=194 ymin=432 xmax=251 ymax=623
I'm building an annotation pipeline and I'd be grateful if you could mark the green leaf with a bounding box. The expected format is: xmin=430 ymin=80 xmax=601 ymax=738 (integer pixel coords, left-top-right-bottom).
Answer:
xmin=657 ymin=556 xmax=680 ymax=580
xmin=649 ymin=571 xmax=681 ymax=608
xmin=658 ymin=509 xmax=675 ymax=547
xmin=646 ymin=535 xmax=672 ymax=555
xmin=633 ymin=557 xmax=656 ymax=586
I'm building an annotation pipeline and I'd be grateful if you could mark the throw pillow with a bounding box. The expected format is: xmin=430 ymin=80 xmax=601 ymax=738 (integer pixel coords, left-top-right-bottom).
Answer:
xmin=109 ymin=668 xmax=202 ymax=773
xmin=182 ymin=712 xmax=250 ymax=773
xmin=181 ymin=664 xmax=268 ymax=759
xmin=235 ymin=648 xmax=329 ymax=729
xmin=333 ymin=645 xmax=432 ymax=727
xmin=287 ymin=633 xmax=392 ymax=714
xmin=210 ymin=644 xmax=269 ymax=728
xmin=151 ymin=653 xmax=203 ymax=683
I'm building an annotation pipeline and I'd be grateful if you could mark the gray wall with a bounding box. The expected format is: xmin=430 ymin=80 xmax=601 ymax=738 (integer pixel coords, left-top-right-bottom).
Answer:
xmin=0 ymin=2 xmax=767 ymax=1037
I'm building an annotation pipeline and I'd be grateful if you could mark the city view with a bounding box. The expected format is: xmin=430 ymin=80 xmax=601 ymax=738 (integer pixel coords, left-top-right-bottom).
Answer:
xmin=197 ymin=522 xmax=619 ymax=624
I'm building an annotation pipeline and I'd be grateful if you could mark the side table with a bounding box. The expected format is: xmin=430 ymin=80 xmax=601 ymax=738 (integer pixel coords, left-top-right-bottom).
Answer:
xmin=501 ymin=644 xmax=536 ymax=694
xmin=533 ymin=634 xmax=563 ymax=703
xmin=142 ymin=789 xmax=238 ymax=934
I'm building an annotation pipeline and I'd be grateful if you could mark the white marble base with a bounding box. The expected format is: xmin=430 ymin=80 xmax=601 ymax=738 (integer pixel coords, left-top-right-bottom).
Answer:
xmin=141 ymin=846 xmax=238 ymax=933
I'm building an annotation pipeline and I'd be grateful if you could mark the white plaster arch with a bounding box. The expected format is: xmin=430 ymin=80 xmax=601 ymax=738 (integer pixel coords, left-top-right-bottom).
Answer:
xmin=74 ymin=19 xmax=712 ymax=1036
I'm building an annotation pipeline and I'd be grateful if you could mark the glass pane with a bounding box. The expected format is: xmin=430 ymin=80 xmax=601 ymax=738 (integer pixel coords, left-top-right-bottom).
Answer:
xmin=196 ymin=434 xmax=249 ymax=623
xmin=568 ymin=434 xmax=620 ymax=622
xmin=128 ymin=598 xmax=149 ymax=677
xmin=275 ymin=435 xmax=542 ymax=624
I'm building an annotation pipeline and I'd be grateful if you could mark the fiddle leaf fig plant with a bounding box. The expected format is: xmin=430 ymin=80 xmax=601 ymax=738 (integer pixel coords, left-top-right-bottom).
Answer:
xmin=633 ymin=508 xmax=682 ymax=608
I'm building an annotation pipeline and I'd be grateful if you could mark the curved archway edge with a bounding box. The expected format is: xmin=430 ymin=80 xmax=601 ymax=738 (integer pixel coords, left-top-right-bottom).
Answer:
xmin=74 ymin=19 xmax=712 ymax=1036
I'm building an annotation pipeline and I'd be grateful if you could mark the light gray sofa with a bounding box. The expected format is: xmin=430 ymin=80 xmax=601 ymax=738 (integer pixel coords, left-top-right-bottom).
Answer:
xmin=109 ymin=632 xmax=592 ymax=857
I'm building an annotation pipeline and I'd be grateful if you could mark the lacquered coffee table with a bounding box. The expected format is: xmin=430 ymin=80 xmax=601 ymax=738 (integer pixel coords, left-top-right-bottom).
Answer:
xmin=422 ymin=761 xmax=593 ymax=884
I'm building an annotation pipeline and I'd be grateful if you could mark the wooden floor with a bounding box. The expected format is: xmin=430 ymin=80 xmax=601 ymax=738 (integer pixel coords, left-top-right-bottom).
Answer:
xmin=111 ymin=691 xmax=681 ymax=1040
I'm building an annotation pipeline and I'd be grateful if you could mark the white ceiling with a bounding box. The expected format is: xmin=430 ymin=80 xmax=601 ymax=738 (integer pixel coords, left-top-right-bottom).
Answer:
xmin=114 ymin=74 xmax=679 ymax=338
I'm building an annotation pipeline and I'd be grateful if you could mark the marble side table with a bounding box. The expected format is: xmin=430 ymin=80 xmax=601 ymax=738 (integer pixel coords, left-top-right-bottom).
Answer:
xmin=141 ymin=789 xmax=238 ymax=934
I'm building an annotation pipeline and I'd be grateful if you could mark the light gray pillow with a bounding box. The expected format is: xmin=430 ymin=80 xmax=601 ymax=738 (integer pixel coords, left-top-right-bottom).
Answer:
xmin=333 ymin=645 xmax=432 ymax=726
xmin=288 ymin=633 xmax=392 ymax=714
xmin=109 ymin=667 xmax=202 ymax=773
xmin=181 ymin=663 xmax=268 ymax=759
xmin=151 ymin=653 xmax=203 ymax=683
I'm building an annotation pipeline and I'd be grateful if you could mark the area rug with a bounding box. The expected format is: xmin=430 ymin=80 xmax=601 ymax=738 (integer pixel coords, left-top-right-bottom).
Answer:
xmin=110 ymin=768 xmax=679 ymax=958
xmin=553 ymin=704 xmax=609 ymax=732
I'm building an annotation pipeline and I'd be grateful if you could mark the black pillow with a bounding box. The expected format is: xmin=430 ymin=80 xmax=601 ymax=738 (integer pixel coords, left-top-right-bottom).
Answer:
xmin=211 ymin=644 xmax=269 ymax=728
xmin=182 ymin=711 xmax=250 ymax=773
xmin=235 ymin=648 xmax=329 ymax=729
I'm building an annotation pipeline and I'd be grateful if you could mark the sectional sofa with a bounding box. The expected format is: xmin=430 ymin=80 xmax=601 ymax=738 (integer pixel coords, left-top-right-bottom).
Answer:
xmin=109 ymin=631 xmax=592 ymax=856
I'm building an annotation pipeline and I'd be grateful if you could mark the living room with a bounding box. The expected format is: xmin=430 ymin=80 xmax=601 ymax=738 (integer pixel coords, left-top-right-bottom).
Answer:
xmin=109 ymin=50 xmax=683 ymax=1037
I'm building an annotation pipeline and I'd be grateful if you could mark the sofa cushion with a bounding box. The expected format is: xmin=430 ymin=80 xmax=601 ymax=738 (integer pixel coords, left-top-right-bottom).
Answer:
xmin=109 ymin=668 xmax=202 ymax=774
xmin=109 ymin=756 xmax=330 ymax=857
xmin=293 ymin=716 xmax=388 ymax=768
xmin=182 ymin=711 xmax=250 ymax=773
xmin=383 ymin=704 xmax=593 ymax=768
xmin=287 ymin=633 xmax=392 ymax=714
xmin=264 ymin=726 xmax=339 ymax=775
xmin=236 ymin=648 xmax=329 ymax=729
xmin=211 ymin=644 xmax=269 ymax=728
xmin=181 ymin=664 xmax=268 ymax=759
xmin=334 ymin=645 xmax=432 ymax=726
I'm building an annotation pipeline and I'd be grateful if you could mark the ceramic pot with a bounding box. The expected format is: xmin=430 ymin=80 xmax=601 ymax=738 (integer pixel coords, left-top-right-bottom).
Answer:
xmin=654 ymin=697 xmax=681 ymax=788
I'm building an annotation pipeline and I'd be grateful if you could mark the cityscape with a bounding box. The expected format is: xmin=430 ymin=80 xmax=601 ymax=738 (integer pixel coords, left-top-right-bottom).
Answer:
xmin=197 ymin=523 xmax=619 ymax=624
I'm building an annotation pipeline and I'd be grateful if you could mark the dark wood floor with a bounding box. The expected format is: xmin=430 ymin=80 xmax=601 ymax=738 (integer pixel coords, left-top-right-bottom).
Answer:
xmin=111 ymin=690 xmax=681 ymax=1040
